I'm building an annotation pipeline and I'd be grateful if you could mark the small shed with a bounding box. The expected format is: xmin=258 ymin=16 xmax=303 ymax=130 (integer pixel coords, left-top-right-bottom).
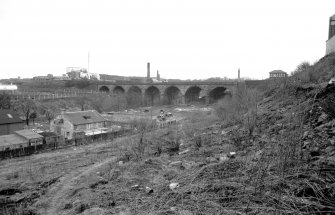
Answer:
xmin=14 ymin=130 xmax=43 ymax=146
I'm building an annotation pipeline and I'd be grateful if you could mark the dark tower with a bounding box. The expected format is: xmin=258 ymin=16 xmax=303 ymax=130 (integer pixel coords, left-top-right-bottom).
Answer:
xmin=329 ymin=14 xmax=335 ymax=40
xmin=147 ymin=62 xmax=150 ymax=80
xmin=157 ymin=70 xmax=160 ymax=81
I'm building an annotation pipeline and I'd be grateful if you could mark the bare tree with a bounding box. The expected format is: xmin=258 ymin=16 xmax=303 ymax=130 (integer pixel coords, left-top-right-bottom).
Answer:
xmin=13 ymin=99 xmax=36 ymax=125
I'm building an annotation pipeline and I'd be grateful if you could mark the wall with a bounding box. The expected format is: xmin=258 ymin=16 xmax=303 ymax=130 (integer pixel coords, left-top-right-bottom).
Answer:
xmin=326 ymin=36 xmax=335 ymax=55
xmin=0 ymin=123 xmax=24 ymax=135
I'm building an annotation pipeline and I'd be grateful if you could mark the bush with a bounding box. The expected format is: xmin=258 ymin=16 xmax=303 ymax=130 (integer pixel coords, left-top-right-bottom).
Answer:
xmin=214 ymin=83 xmax=260 ymax=135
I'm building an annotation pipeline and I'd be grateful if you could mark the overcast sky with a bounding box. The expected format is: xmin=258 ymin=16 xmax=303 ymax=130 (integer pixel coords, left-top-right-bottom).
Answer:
xmin=0 ymin=0 xmax=333 ymax=80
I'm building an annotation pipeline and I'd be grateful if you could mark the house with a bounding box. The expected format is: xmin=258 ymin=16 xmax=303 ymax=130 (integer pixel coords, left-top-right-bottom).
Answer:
xmin=0 ymin=110 xmax=24 ymax=135
xmin=50 ymin=110 xmax=110 ymax=140
xmin=269 ymin=70 xmax=288 ymax=79
xmin=0 ymin=129 xmax=43 ymax=151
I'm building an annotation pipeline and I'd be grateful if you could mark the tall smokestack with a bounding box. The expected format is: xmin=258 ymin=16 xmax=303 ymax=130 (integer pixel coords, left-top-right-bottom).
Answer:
xmin=238 ymin=68 xmax=240 ymax=81
xmin=147 ymin=62 xmax=150 ymax=80
xmin=157 ymin=70 xmax=160 ymax=81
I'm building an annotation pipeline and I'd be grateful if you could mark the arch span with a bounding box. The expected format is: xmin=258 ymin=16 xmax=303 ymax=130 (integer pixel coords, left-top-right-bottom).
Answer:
xmin=113 ymin=86 xmax=125 ymax=95
xmin=164 ymin=86 xmax=182 ymax=105
xmin=185 ymin=86 xmax=202 ymax=103
xmin=208 ymin=87 xmax=229 ymax=103
xmin=144 ymin=86 xmax=160 ymax=106
xmin=99 ymin=86 xmax=110 ymax=93
xmin=127 ymin=86 xmax=142 ymax=107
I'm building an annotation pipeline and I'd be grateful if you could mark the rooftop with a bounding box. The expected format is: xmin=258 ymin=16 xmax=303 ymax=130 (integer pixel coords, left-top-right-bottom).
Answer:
xmin=62 ymin=110 xmax=108 ymax=125
xmin=14 ymin=129 xmax=43 ymax=140
xmin=0 ymin=134 xmax=27 ymax=148
xmin=0 ymin=109 xmax=24 ymax=125
xmin=269 ymin=70 xmax=287 ymax=74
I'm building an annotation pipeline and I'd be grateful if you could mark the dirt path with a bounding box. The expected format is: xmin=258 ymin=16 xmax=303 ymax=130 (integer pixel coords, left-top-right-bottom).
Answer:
xmin=41 ymin=156 xmax=117 ymax=215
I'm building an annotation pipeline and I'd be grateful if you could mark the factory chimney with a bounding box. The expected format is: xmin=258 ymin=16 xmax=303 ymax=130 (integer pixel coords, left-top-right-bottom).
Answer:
xmin=147 ymin=62 xmax=150 ymax=80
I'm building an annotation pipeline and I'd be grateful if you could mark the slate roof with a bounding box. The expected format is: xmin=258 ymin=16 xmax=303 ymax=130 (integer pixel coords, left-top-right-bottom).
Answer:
xmin=62 ymin=110 xmax=107 ymax=125
xmin=0 ymin=134 xmax=27 ymax=148
xmin=14 ymin=129 xmax=43 ymax=140
xmin=0 ymin=110 xmax=24 ymax=125
xmin=269 ymin=70 xmax=287 ymax=74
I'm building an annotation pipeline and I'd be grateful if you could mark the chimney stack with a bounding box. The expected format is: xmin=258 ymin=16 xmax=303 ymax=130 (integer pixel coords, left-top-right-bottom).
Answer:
xmin=147 ymin=62 xmax=150 ymax=80
xmin=157 ymin=70 xmax=160 ymax=81
xmin=238 ymin=68 xmax=240 ymax=81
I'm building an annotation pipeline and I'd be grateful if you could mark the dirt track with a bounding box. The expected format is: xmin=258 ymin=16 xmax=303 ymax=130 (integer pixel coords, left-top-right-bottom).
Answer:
xmin=42 ymin=156 xmax=116 ymax=215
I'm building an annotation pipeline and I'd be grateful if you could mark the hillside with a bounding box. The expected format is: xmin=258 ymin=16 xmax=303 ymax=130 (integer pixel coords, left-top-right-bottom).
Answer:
xmin=1 ymin=58 xmax=335 ymax=214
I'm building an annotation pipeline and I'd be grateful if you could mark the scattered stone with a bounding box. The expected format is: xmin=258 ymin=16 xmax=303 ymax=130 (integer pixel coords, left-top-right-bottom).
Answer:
xmin=169 ymin=161 xmax=183 ymax=167
xmin=118 ymin=161 xmax=124 ymax=165
xmin=219 ymin=154 xmax=229 ymax=162
xmin=145 ymin=186 xmax=153 ymax=194
xmin=179 ymin=149 xmax=190 ymax=155
xmin=130 ymin=184 xmax=140 ymax=190
xmin=229 ymin=152 xmax=236 ymax=159
xmin=169 ymin=182 xmax=179 ymax=190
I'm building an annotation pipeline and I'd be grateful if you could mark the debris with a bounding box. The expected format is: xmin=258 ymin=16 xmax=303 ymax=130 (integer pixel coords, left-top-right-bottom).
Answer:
xmin=178 ymin=149 xmax=190 ymax=155
xmin=219 ymin=154 xmax=229 ymax=162
xmin=169 ymin=182 xmax=179 ymax=190
xmin=145 ymin=186 xmax=153 ymax=194
xmin=229 ymin=152 xmax=236 ymax=159
xmin=169 ymin=161 xmax=182 ymax=167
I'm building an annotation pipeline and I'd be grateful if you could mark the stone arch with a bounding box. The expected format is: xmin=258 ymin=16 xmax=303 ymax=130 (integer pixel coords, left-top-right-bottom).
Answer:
xmin=113 ymin=86 xmax=125 ymax=95
xmin=144 ymin=86 xmax=161 ymax=106
xmin=127 ymin=86 xmax=142 ymax=107
xmin=99 ymin=86 xmax=110 ymax=93
xmin=163 ymin=86 xmax=182 ymax=105
xmin=208 ymin=87 xmax=229 ymax=103
xmin=185 ymin=86 xmax=203 ymax=103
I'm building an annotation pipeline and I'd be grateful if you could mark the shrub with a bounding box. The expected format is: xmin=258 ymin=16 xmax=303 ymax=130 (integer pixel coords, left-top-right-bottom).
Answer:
xmin=215 ymin=83 xmax=260 ymax=136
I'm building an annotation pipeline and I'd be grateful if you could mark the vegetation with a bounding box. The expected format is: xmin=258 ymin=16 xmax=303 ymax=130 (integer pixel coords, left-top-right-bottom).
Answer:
xmin=1 ymin=55 xmax=335 ymax=214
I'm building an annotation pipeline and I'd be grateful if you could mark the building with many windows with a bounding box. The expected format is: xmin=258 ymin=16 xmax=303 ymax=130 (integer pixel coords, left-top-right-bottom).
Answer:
xmin=269 ymin=70 xmax=288 ymax=79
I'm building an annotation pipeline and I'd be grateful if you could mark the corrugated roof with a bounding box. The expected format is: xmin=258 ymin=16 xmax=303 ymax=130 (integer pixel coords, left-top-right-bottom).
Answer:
xmin=62 ymin=110 xmax=107 ymax=125
xmin=0 ymin=110 xmax=24 ymax=125
xmin=269 ymin=70 xmax=287 ymax=74
xmin=0 ymin=134 xmax=27 ymax=148
xmin=14 ymin=129 xmax=43 ymax=140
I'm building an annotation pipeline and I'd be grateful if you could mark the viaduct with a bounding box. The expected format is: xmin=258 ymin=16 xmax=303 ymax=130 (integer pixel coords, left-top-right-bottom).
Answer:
xmin=97 ymin=81 xmax=238 ymax=106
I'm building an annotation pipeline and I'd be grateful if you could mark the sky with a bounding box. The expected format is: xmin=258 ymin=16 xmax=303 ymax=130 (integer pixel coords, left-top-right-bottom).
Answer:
xmin=0 ymin=0 xmax=334 ymax=80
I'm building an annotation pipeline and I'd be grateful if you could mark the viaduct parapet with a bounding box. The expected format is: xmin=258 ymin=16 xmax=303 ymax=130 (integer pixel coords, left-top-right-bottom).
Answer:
xmin=97 ymin=81 xmax=238 ymax=106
